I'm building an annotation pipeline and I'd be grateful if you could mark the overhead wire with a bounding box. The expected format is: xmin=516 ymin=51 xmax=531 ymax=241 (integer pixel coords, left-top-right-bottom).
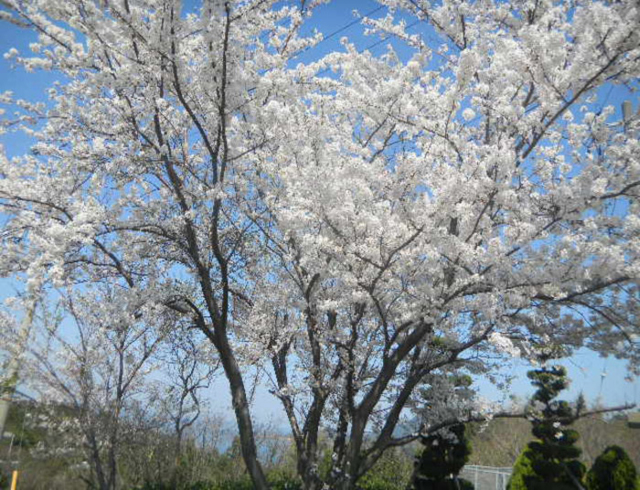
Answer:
xmin=288 ymin=4 xmax=386 ymax=62
xmin=229 ymin=5 xmax=427 ymax=117
xmin=289 ymin=17 xmax=424 ymax=81
xmin=233 ymin=4 xmax=397 ymax=112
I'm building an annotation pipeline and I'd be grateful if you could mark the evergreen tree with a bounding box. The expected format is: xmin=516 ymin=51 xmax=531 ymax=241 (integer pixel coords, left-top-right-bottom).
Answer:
xmin=516 ymin=365 xmax=585 ymax=490
xmin=586 ymin=445 xmax=638 ymax=490
xmin=414 ymin=424 xmax=473 ymax=490
xmin=507 ymin=445 xmax=537 ymax=490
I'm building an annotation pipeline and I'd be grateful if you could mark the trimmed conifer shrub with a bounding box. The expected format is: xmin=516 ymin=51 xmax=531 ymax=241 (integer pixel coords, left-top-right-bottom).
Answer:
xmin=508 ymin=365 xmax=585 ymax=490
xmin=586 ymin=445 xmax=639 ymax=490
xmin=413 ymin=423 xmax=474 ymax=490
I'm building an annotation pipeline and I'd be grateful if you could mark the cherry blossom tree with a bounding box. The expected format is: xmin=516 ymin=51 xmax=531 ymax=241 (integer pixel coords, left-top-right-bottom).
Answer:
xmin=158 ymin=327 xmax=220 ymax=486
xmin=241 ymin=1 xmax=640 ymax=487
xmin=0 ymin=1 xmax=639 ymax=489
xmin=0 ymin=286 xmax=170 ymax=490
xmin=0 ymin=1 xmax=329 ymax=486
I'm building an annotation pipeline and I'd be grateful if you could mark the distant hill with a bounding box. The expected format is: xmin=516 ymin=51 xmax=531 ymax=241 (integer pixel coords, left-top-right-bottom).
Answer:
xmin=467 ymin=414 xmax=640 ymax=468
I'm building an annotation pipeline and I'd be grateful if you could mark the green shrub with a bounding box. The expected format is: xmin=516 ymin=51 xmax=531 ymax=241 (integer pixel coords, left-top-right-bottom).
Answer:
xmin=514 ymin=366 xmax=586 ymax=489
xmin=132 ymin=477 xmax=255 ymax=490
xmin=213 ymin=480 xmax=254 ymax=490
xmin=418 ymin=424 xmax=470 ymax=480
xmin=586 ymin=445 xmax=639 ymax=490
xmin=267 ymin=469 xmax=302 ymax=490
xmin=187 ymin=483 xmax=217 ymax=490
xmin=357 ymin=447 xmax=412 ymax=490
xmin=508 ymin=444 xmax=536 ymax=490
xmin=132 ymin=470 xmax=301 ymax=490
xmin=0 ymin=471 xmax=8 ymax=490
xmin=412 ymin=478 xmax=474 ymax=490
xmin=413 ymin=424 xmax=473 ymax=490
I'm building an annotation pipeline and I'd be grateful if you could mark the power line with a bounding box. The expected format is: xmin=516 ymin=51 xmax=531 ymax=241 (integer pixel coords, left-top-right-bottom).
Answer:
xmin=289 ymin=5 xmax=386 ymax=62
xmin=234 ymin=5 xmax=390 ymax=111
xmin=232 ymin=10 xmax=422 ymax=113
xmin=363 ymin=18 xmax=422 ymax=51
xmin=312 ymin=18 xmax=422 ymax=78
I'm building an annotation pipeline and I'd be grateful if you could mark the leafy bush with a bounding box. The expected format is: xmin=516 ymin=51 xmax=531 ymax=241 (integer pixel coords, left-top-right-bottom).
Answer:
xmin=357 ymin=447 xmax=412 ymax=490
xmin=211 ymin=480 xmax=254 ymax=490
xmin=508 ymin=445 xmax=536 ymax=490
xmin=132 ymin=469 xmax=301 ymax=490
xmin=412 ymin=478 xmax=474 ymax=490
xmin=586 ymin=445 xmax=639 ymax=490
xmin=418 ymin=424 xmax=470 ymax=481
xmin=132 ymin=478 xmax=250 ymax=490
xmin=266 ymin=469 xmax=302 ymax=490
xmin=413 ymin=424 xmax=473 ymax=490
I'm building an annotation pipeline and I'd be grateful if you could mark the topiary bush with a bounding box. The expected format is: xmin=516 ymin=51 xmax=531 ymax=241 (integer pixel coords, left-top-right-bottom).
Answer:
xmin=586 ymin=445 xmax=639 ymax=490
xmin=414 ymin=480 xmax=473 ymax=490
xmin=413 ymin=423 xmax=474 ymax=490
xmin=514 ymin=365 xmax=586 ymax=490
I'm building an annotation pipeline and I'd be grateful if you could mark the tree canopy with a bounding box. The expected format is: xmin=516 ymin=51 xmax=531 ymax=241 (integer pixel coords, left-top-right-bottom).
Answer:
xmin=0 ymin=1 xmax=639 ymax=489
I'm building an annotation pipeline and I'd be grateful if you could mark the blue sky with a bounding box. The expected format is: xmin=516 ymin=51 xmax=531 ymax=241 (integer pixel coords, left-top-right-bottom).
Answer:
xmin=0 ymin=0 xmax=638 ymax=424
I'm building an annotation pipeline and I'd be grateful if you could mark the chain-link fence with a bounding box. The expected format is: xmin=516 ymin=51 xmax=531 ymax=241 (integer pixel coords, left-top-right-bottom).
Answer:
xmin=459 ymin=465 xmax=512 ymax=490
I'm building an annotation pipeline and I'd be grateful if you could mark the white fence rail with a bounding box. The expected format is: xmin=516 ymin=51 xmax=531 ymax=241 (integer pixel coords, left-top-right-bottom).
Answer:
xmin=459 ymin=465 xmax=513 ymax=490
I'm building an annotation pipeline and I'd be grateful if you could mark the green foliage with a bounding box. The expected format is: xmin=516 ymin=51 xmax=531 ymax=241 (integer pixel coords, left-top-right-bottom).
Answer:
xmin=0 ymin=470 xmax=8 ymax=490
xmin=3 ymin=401 xmax=43 ymax=449
xmin=0 ymin=372 xmax=18 ymax=397
xmin=412 ymin=478 xmax=474 ymax=490
xmin=508 ymin=444 xmax=537 ymax=490
xmin=508 ymin=442 xmax=581 ymax=490
xmin=414 ymin=424 xmax=473 ymax=490
xmin=318 ymin=445 xmax=334 ymax=482
xmin=467 ymin=414 xmax=640 ymax=469
xmin=357 ymin=447 xmax=413 ymax=490
xmin=209 ymin=478 xmax=254 ymax=490
xmin=519 ymin=365 xmax=585 ymax=489
xmin=132 ymin=468 xmax=301 ymax=490
xmin=417 ymin=424 xmax=470 ymax=481
xmin=266 ymin=469 xmax=302 ymax=490
xmin=586 ymin=445 xmax=639 ymax=490
xmin=134 ymin=478 xmax=254 ymax=490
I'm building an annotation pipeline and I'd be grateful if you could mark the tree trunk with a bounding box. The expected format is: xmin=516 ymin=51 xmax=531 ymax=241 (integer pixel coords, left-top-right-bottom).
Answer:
xmin=171 ymin=427 xmax=183 ymax=489
xmin=216 ymin=334 xmax=269 ymax=489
